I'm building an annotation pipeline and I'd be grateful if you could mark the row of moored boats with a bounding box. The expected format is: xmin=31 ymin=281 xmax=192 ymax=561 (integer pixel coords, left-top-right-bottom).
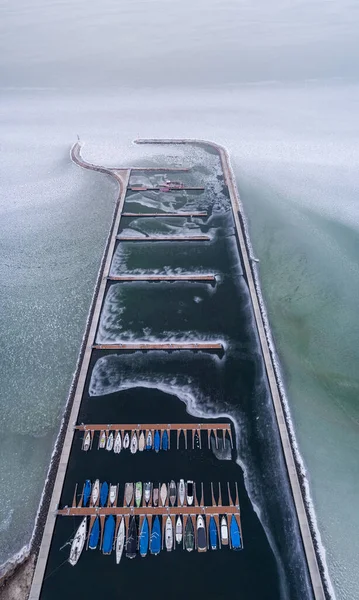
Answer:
xmin=83 ymin=429 xmax=171 ymax=453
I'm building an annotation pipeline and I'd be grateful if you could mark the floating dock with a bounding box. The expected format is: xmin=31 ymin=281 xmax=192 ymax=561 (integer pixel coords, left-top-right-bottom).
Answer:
xmin=107 ymin=274 xmax=215 ymax=282
xmin=92 ymin=342 xmax=223 ymax=351
xmin=129 ymin=186 xmax=204 ymax=191
xmin=122 ymin=212 xmax=207 ymax=217
xmin=116 ymin=235 xmax=210 ymax=242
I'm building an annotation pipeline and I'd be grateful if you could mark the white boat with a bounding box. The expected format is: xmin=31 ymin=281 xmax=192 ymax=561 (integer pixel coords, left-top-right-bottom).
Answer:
xmin=114 ymin=431 xmax=122 ymax=454
xmin=83 ymin=431 xmax=91 ymax=451
xmin=123 ymin=432 xmax=130 ymax=449
xmin=160 ymin=483 xmax=167 ymax=507
xmin=152 ymin=487 xmax=159 ymax=507
xmin=175 ymin=516 xmax=182 ymax=544
xmin=115 ymin=518 xmax=125 ymax=565
xmin=109 ymin=484 xmax=117 ymax=506
xmin=106 ymin=432 xmax=114 ymax=451
xmin=186 ymin=480 xmax=194 ymax=506
xmin=178 ymin=479 xmax=185 ymax=506
xmin=146 ymin=430 xmax=152 ymax=449
xmin=130 ymin=432 xmax=138 ymax=454
xmin=221 ymin=516 xmax=229 ymax=545
xmin=197 ymin=515 xmax=207 ymax=552
xmin=69 ymin=517 xmax=87 ymax=566
xmin=99 ymin=430 xmax=106 ymax=449
xmin=165 ymin=516 xmax=173 ymax=551
xmin=169 ymin=480 xmax=176 ymax=506
xmin=144 ymin=482 xmax=151 ymax=504
xmin=138 ymin=431 xmax=145 ymax=451
xmin=124 ymin=482 xmax=134 ymax=507
xmin=91 ymin=479 xmax=100 ymax=506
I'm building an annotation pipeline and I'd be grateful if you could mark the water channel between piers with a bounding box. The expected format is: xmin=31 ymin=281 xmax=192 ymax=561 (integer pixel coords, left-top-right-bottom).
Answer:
xmin=29 ymin=139 xmax=325 ymax=600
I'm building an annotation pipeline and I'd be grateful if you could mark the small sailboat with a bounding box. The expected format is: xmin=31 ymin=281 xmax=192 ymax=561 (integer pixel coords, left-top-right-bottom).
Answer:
xmin=123 ymin=432 xmax=130 ymax=449
xmin=230 ymin=515 xmax=242 ymax=550
xmin=178 ymin=479 xmax=185 ymax=506
xmin=162 ymin=430 xmax=168 ymax=451
xmin=144 ymin=482 xmax=151 ymax=505
xmin=220 ymin=516 xmax=229 ymax=545
xmin=146 ymin=430 xmax=152 ymax=450
xmin=169 ymin=480 xmax=177 ymax=506
xmin=175 ymin=516 xmax=182 ymax=544
xmin=186 ymin=480 xmax=194 ymax=506
xmin=152 ymin=487 xmax=159 ymax=507
xmin=138 ymin=431 xmax=145 ymax=452
xmin=184 ymin=516 xmax=194 ymax=552
xmin=106 ymin=432 xmax=114 ymax=451
xmin=160 ymin=483 xmax=167 ymax=506
xmin=139 ymin=517 xmax=149 ymax=557
xmin=209 ymin=516 xmax=218 ymax=550
xmin=150 ymin=516 xmax=161 ymax=555
xmin=83 ymin=431 xmax=91 ymax=451
xmin=194 ymin=430 xmax=200 ymax=449
xmin=91 ymin=479 xmax=100 ymax=506
xmin=69 ymin=517 xmax=87 ymax=565
xmin=88 ymin=516 xmax=100 ymax=550
xmin=115 ymin=518 xmax=125 ymax=564
xmin=124 ymin=482 xmax=134 ymax=507
xmin=114 ymin=431 xmax=122 ymax=454
xmin=109 ymin=484 xmax=117 ymax=506
xmin=130 ymin=432 xmax=138 ymax=454
xmin=135 ymin=482 xmax=142 ymax=507
xmin=102 ymin=515 xmax=115 ymax=555
xmin=83 ymin=480 xmax=91 ymax=507
xmin=99 ymin=430 xmax=106 ymax=449
xmin=165 ymin=516 xmax=173 ymax=551
xmin=197 ymin=515 xmax=207 ymax=552
xmin=126 ymin=516 xmax=137 ymax=559
xmin=154 ymin=430 xmax=160 ymax=453
xmin=100 ymin=482 xmax=109 ymax=507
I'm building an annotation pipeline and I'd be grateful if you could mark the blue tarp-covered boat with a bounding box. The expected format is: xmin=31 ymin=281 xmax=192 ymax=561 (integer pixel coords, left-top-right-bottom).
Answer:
xmin=150 ymin=516 xmax=161 ymax=555
xmin=154 ymin=430 xmax=160 ymax=453
xmin=83 ymin=480 xmax=91 ymax=507
xmin=162 ymin=430 xmax=168 ymax=450
xmin=100 ymin=482 xmax=109 ymax=507
xmin=209 ymin=516 xmax=218 ymax=550
xmin=102 ymin=515 xmax=115 ymax=554
xmin=139 ymin=517 xmax=149 ymax=557
xmin=230 ymin=515 xmax=242 ymax=550
xmin=88 ymin=516 xmax=100 ymax=550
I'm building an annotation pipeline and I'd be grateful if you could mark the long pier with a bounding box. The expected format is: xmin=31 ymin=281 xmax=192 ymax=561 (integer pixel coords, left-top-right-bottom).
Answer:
xmin=122 ymin=212 xmax=207 ymax=217
xmin=92 ymin=342 xmax=223 ymax=351
xmin=129 ymin=186 xmax=204 ymax=191
xmin=107 ymin=275 xmax=215 ymax=282
xmin=116 ymin=235 xmax=210 ymax=242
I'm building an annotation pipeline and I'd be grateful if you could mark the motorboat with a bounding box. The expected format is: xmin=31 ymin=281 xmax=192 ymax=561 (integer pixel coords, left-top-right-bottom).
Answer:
xmin=175 ymin=516 xmax=182 ymax=544
xmin=126 ymin=516 xmax=137 ymax=559
xmin=69 ymin=517 xmax=87 ymax=565
xmin=230 ymin=515 xmax=242 ymax=550
xmin=114 ymin=431 xmax=122 ymax=454
xmin=88 ymin=516 xmax=100 ymax=550
xmin=152 ymin=487 xmax=159 ymax=507
xmin=100 ymin=481 xmax=109 ymax=507
xmin=83 ymin=480 xmax=91 ymax=507
xmin=124 ymin=482 xmax=134 ymax=507
xmin=146 ymin=430 xmax=152 ymax=450
xmin=130 ymin=431 xmax=138 ymax=454
xmin=123 ymin=432 xmax=130 ymax=449
xmin=178 ymin=479 xmax=185 ymax=506
xmin=115 ymin=518 xmax=125 ymax=564
xmin=165 ymin=516 xmax=173 ymax=551
xmin=160 ymin=483 xmax=167 ymax=506
xmin=197 ymin=515 xmax=207 ymax=552
xmin=209 ymin=516 xmax=218 ymax=550
xmin=169 ymin=480 xmax=177 ymax=506
xmin=99 ymin=430 xmax=106 ymax=449
xmin=102 ymin=515 xmax=115 ymax=555
xmin=139 ymin=517 xmax=149 ymax=557
xmin=150 ymin=516 xmax=161 ymax=555
xmin=106 ymin=432 xmax=114 ymax=451
xmin=186 ymin=480 xmax=194 ymax=506
xmin=184 ymin=516 xmax=194 ymax=552
xmin=91 ymin=479 xmax=100 ymax=506
xmin=139 ymin=431 xmax=145 ymax=451
xmin=162 ymin=430 xmax=168 ymax=451
xmin=135 ymin=482 xmax=142 ymax=507
xmin=220 ymin=516 xmax=229 ymax=545
xmin=109 ymin=484 xmax=117 ymax=506
xmin=83 ymin=431 xmax=91 ymax=451
xmin=144 ymin=482 xmax=151 ymax=505
xmin=154 ymin=430 xmax=160 ymax=453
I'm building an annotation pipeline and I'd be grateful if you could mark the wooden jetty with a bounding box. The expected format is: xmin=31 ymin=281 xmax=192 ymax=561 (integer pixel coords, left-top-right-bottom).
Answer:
xmin=92 ymin=342 xmax=223 ymax=351
xmin=129 ymin=186 xmax=204 ymax=191
xmin=116 ymin=235 xmax=210 ymax=242
xmin=107 ymin=274 xmax=215 ymax=282
xmin=122 ymin=212 xmax=207 ymax=218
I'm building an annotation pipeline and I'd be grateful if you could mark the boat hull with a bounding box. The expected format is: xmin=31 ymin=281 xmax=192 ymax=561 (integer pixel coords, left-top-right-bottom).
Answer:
xmin=69 ymin=517 xmax=87 ymax=566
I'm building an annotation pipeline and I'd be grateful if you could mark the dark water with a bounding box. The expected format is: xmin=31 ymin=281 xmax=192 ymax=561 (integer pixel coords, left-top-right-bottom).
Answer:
xmin=40 ymin=154 xmax=313 ymax=599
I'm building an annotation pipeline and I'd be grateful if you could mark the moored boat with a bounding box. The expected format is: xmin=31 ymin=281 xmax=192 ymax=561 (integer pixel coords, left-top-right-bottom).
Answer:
xmin=186 ymin=480 xmax=194 ymax=506
xmin=144 ymin=482 xmax=151 ymax=505
xmin=184 ymin=516 xmax=194 ymax=552
xmin=106 ymin=432 xmax=114 ymax=451
xmin=146 ymin=430 xmax=152 ymax=450
xmin=169 ymin=480 xmax=176 ymax=506
xmin=139 ymin=517 xmax=149 ymax=557
xmin=109 ymin=484 xmax=117 ymax=506
xmin=102 ymin=515 xmax=115 ymax=555
xmin=209 ymin=516 xmax=218 ymax=550
xmin=123 ymin=432 xmax=130 ymax=449
xmin=124 ymin=482 xmax=134 ymax=507
xmin=135 ymin=481 xmax=142 ymax=507
xmin=126 ymin=516 xmax=137 ymax=559
xmin=197 ymin=515 xmax=207 ymax=552
xmin=194 ymin=430 xmax=200 ymax=449
xmin=99 ymin=430 xmax=106 ymax=449
xmin=162 ymin=429 xmax=168 ymax=450
xmin=178 ymin=479 xmax=185 ymax=506
xmin=100 ymin=481 xmax=109 ymax=507
xmin=115 ymin=518 xmax=125 ymax=564
xmin=91 ymin=479 xmax=100 ymax=506
xmin=160 ymin=483 xmax=167 ymax=506
xmin=139 ymin=431 xmax=145 ymax=451
xmin=150 ymin=516 xmax=161 ymax=555
xmin=69 ymin=517 xmax=87 ymax=565
xmin=175 ymin=516 xmax=182 ymax=544
xmin=130 ymin=431 xmax=138 ymax=454
xmin=220 ymin=516 xmax=229 ymax=545
xmin=83 ymin=431 xmax=91 ymax=451
xmin=152 ymin=486 xmax=159 ymax=507
xmin=88 ymin=516 xmax=100 ymax=550
xmin=230 ymin=515 xmax=242 ymax=550
xmin=114 ymin=431 xmax=122 ymax=453
xmin=165 ymin=516 xmax=173 ymax=551
xmin=154 ymin=430 xmax=160 ymax=453
xmin=83 ymin=480 xmax=91 ymax=507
